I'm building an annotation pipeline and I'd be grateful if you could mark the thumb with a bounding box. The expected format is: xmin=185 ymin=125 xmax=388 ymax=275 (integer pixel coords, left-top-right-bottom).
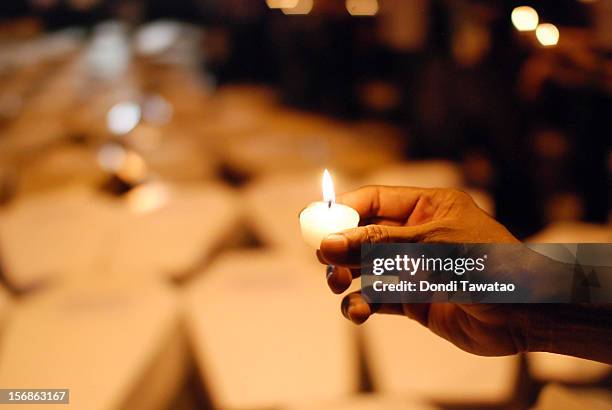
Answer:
xmin=320 ymin=224 xmax=432 ymax=267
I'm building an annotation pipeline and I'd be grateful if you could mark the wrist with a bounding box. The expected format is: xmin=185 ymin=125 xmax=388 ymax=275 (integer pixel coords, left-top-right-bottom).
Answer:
xmin=506 ymin=305 xmax=537 ymax=354
xmin=519 ymin=305 xmax=555 ymax=354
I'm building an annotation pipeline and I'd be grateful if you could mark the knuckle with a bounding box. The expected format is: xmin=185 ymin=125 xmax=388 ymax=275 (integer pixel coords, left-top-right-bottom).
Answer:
xmin=363 ymin=224 xmax=390 ymax=243
xmin=443 ymin=188 xmax=474 ymax=205
xmin=361 ymin=185 xmax=382 ymax=214
xmin=423 ymin=223 xmax=455 ymax=242
xmin=448 ymin=188 xmax=468 ymax=199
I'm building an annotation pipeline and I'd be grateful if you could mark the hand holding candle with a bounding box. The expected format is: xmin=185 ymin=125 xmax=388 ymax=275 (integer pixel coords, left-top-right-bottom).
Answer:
xmin=299 ymin=170 xmax=360 ymax=249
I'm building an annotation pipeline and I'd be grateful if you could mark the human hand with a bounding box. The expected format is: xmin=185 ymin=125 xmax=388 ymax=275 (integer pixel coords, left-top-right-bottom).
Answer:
xmin=317 ymin=186 xmax=527 ymax=356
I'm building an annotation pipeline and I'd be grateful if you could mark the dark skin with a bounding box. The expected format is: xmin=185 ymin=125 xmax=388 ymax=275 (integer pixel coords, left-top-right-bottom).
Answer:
xmin=317 ymin=186 xmax=612 ymax=364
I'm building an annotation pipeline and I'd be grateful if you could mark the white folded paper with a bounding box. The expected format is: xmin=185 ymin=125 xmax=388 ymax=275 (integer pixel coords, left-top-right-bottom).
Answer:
xmin=362 ymin=315 xmax=517 ymax=403
xmin=184 ymin=251 xmax=357 ymax=409
xmin=0 ymin=280 xmax=186 ymax=410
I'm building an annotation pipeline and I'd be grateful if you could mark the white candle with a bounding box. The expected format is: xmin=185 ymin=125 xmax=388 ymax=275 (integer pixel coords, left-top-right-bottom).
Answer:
xmin=299 ymin=170 xmax=360 ymax=249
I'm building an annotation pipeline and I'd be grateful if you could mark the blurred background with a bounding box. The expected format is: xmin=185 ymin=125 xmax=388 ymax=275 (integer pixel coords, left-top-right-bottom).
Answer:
xmin=0 ymin=0 xmax=610 ymax=409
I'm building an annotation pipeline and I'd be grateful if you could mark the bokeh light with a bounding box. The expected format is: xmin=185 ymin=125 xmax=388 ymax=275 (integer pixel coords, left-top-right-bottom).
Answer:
xmin=126 ymin=182 xmax=170 ymax=214
xmin=266 ymin=0 xmax=299 ymax=9
xmin=536 ymin=23 xmax=560 ymax=46
xmin=116 ymin=151 xmax=148 ymax=184
xmin=142 ymin=95 xmax=173 ymax=126
xmin=106 ymin=102 xmax=142 ymax=136
xmin=282 ymin=0 xmax=313 ymax=15
xmin=97 ymin=143 xmax=126 ymax=172
xmin=346 ymin=0 xmax=379 ymax=16
xmin=511 ymin=6 xmax=539 ymax=32
xmin=134 ymin=21 xmax=181 ymax=56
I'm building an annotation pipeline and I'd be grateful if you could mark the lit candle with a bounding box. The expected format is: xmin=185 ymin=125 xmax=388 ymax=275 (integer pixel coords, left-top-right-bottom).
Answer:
xmin=299 ymin=169 xmax=360 ymax=249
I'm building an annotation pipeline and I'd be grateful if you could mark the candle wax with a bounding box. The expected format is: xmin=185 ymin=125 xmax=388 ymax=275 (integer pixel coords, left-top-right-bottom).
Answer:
xmin=299 ymin=202 xmax=360 ymax=249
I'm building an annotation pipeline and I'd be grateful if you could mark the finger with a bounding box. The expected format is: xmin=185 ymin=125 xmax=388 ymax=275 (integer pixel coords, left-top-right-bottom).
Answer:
xmin=361 ymin=217 xmax=406 ymax=227
xmin=318 ymin=251 xmax=361 ymax=279
xmin=316 ymin=250 xmax=327 ymax=265
xmin=327 ymin=266 xmax=351 ymax=294
xmin=320 ymin=223 xmax=436 ymax=267
xmin=336 ymin=185 xmax=428 ymax=221
xmin=340 ymin=292 xmax=373 ymax=324
xmin=340 ymin=291 xmax=407 ymax=324
xmin=326 ymin=265 xmax=360 ymax=294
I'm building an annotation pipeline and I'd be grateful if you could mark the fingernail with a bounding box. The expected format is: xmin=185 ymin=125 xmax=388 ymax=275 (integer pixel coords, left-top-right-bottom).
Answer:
xmin=340 ymin=297 xmax=350 ymax=320
xmin=347 ymin=308 xmax=354 ymax=322
xmin=326 ymin=265 xmax=335 ymax=280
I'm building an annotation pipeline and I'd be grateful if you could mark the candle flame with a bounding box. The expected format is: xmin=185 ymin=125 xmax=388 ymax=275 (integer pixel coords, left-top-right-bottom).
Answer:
xmin=322 ymin=169 xmax=335 ymax=204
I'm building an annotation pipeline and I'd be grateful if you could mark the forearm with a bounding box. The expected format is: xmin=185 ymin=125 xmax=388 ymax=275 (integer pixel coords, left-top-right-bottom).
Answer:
xmin=518 ymin=248 xmax=612 ymax=364
xmin=521 ymin=303 xmax=612 ymax=364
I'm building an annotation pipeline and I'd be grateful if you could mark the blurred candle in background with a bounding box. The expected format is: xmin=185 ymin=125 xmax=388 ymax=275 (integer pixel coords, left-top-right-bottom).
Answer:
xmin=266 ymin=0 xmax=299 ymax=9
xmin=106 ymin=101 xmax=141 ymax=136
xmin=511 ymin=6 xmax=539 ymax=32
xmin=299 ymin=169 xmax=360 ymax=249
xmin=282 ymin=0 xmax=313 ymax=15
xmin=536 ymin=23 xmax=560 ymax=46
xmin=346 ymin=0 xmax=379 ymax=16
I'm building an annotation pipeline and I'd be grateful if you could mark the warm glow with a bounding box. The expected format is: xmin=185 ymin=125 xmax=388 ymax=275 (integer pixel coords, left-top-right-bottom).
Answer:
xmin=346 ymin=0 xmax=378 ymax=16
xmin=135 ymin=21 xmax=181 ymax=56
xmin=126 ymin=182 xmax=169 ymax=214
xmin=282 ymin=0 xmax=313 ymax=15
xmin=322 ymin=169 xmax=335 ymax=204
xmin=117 ymin=151 xmax=148 ymax=183
xmin=300 ymin=170 xmax=360 ymax=248
xmin=536 ymin=23 xmax=559 ymax=46
xmin=86 ymin=22 xmax=130 ymax=79
xmin=98 ymin=143 xmax=147 ymax=183
xmin=106 ymin=102 xmax=141 ymax=135
xmin=266 ymin=0 xmax=299 ymax=9
xmin=511 ymin=6 xmax=539 ymax=32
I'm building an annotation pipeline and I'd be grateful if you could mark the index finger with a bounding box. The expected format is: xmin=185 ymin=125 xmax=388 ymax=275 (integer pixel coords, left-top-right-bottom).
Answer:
xmin=336 ymin=185 xmax=428 ymax=221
